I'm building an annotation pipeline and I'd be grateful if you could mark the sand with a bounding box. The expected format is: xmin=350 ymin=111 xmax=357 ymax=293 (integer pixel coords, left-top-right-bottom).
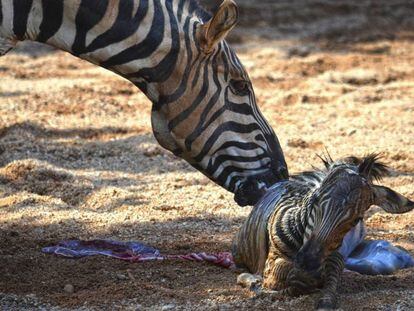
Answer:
xmin=0 ymin=1 xmax=413 ymax=310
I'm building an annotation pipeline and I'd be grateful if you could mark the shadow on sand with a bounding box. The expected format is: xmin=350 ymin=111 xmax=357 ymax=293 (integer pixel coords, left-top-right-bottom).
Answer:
xmin=0 ymin=213 xmax=413 ymax=309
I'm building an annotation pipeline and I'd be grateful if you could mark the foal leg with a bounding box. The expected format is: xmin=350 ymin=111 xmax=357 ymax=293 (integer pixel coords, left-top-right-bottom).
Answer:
xmin=262 ymin=257 xmax=319 ymax=298
xmin=262 ymin=252 xmax=292 ymax=290
xmin=316 ymin=251 xmax=345 ymax=310
xmin=236 ymin=250 xmax=293 ymax=297
xmin=286 ymin=266 xmax=322 ymax=296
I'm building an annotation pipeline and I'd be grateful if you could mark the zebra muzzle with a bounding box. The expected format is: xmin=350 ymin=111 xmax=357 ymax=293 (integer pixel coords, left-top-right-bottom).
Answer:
xmin=233 ymin=177 xmax=267 ymax=206
xmin=233 ymin=168 xmax=288 ymax=206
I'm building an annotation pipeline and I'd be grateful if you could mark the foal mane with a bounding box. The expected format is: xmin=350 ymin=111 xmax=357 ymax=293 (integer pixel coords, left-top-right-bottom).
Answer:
xmin=317 ymin=153 xmax=390 ymax=182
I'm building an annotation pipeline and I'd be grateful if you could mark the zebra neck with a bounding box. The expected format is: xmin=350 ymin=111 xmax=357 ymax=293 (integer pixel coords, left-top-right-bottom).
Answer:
xmin=272 ymin=197 xmax=309 ymax=257
xmin=1 ymin=0 xmax=195 ymax=103
xmin=301 ymin=192 xmax=318 ymax=243
xmin=289 ymin=204 xmax=309 ymax=247
xmin=286 ymin=178 xmax=321 ymax=245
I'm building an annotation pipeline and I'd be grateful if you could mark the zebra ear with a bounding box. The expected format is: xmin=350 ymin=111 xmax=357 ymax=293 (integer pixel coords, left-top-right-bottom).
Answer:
xmin=372 ymin=185 xmax=414 ymax=214
xmin=200 ymin=0 xmax=239 ymax=53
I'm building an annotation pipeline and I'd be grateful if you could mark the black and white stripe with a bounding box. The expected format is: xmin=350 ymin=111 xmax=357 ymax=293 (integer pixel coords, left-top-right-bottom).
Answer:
xmin=233 ymin=154 xmax=414 ymax=274
xmin=233 ymin=154 xmax=413 ymax=308
xmin=0 ymin=0 xmax=288 ymax=205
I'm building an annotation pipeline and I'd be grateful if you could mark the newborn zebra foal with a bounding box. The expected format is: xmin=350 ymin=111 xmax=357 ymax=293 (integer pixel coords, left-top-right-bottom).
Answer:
xmin=232 ymin=154 xmax=414 ymax=310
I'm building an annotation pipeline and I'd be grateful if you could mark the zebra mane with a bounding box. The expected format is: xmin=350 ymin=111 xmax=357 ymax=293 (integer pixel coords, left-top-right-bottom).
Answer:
xmin=318 ymin=153 xmax=390 ymax=182
xmin=292 ymin=153 xmax=390 ymax=189
xmin=182 ymin=0 xmax=212 ymax=22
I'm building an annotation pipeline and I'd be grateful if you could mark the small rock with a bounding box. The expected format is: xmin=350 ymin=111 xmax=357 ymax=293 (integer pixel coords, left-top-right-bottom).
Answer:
xmin=237 ymin=273 xmax=262 ymax=288
xmin=266 ymin=72 xmax=284 ymax=82
xmin=63 ymin=284 xmax=74 ymax=294
xmin=116 ymin=273 xmax=128 ymax=280
xmin=301 ymin=95 xmax=310 ymax=103
xmin=143 ymin=145 xmax=162 ymax=157
xmin=348 ymin=129 xmax=357 ymax=136
xmin=161 ymin=304 xmax=176 ymax=310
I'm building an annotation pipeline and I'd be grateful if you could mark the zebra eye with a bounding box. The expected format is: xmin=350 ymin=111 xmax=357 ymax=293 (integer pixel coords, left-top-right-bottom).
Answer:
xmin=230 ymin=79 xmax=250 ymax=96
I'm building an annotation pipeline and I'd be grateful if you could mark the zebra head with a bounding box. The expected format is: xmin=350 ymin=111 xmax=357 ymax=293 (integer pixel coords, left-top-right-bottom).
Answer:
xmin=151 ymin=0 xmax=288 ymax=206
xmin=295 ymin=154 xmax=413 ymax=273
xmin=0 ymin=0 xmax=286 ymax=206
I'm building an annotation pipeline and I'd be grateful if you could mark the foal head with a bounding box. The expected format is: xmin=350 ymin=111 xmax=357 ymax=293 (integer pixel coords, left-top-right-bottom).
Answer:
xmin=295 ymin=154 xmax=413 ymax=273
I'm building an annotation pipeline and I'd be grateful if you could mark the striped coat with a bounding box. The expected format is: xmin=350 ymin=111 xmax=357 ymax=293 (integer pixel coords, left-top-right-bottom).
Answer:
xmin=0 ymin=0 xmax=288 ymax=205
xmin=233 ymin=155 xmax=414 ymax=309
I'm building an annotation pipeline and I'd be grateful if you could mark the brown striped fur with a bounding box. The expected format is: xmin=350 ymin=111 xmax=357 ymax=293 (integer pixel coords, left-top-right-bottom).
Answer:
xmin=233 ymin=154 xmax=413 ymax=309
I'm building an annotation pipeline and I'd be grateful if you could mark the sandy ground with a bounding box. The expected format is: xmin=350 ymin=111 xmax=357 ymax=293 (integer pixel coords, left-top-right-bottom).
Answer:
xmin=1 ymin=1 xmax=414 ymax=310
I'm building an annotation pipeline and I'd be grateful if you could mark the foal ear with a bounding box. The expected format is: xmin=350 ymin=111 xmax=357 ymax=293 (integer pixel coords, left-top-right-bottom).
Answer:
xmin=198 ymin=0 xmax=239 ymax=53
xmin=373 ymin=185 xmax=414 ymax=214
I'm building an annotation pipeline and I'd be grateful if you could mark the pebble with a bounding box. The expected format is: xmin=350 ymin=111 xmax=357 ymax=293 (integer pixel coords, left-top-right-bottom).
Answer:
xmin=348 ymin=129 xmax=357 ymax=136
xmin=63 ymin=284 xmax=74 ymax=294
xmin=143 ymin=145 xmax=162 ymax=157
xmin=161 ymin=304 xmax=176 ymax=310
xmin=237 ymin=273 xmax=262 ymax=288
xmin=266 ymin=72 xmax=284 ymax=82
xmin=116 ymin=273 xmax=128 ymax=280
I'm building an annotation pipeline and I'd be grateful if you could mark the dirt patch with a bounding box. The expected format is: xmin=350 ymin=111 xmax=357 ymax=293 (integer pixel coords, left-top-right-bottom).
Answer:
xmin=1 ymin=1 xmax=414 ymax=310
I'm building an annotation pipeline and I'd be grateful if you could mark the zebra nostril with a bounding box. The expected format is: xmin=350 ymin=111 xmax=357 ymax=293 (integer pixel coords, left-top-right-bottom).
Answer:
xmin=234 ymin=177 xmax=267 ymax=206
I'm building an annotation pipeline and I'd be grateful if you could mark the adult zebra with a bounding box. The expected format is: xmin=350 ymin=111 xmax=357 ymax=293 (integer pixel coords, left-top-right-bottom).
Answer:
xmin=0 ymin=0 xmax=288 ymax=206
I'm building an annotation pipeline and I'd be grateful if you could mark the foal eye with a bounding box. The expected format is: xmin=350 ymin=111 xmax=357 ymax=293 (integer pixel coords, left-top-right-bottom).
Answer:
xmin=230 ymin=79 xmax=250 ymax=96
